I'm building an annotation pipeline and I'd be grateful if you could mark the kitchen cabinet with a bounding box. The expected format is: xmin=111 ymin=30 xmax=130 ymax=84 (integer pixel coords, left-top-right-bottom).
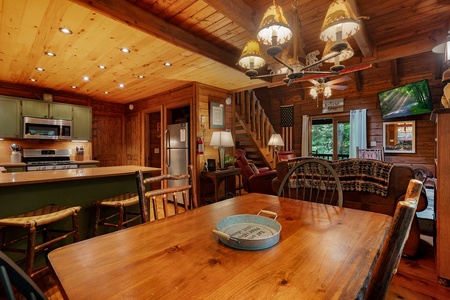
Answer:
xmin=0 ymin=96 xmax=21 ymax=138
xmin=434 ymin=108 xmax=450 ymax=287
xmin=73 ymin=106 xmax=92 ymax=140
xmin=22 ymin=100 xmax=72 ymax=120
xmin=3 ymin=166 xmax=26 ymax=173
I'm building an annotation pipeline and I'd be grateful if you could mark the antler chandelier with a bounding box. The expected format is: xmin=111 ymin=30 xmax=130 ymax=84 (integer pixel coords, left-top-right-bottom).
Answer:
xmin=238 ymin=0 xmax=360 ymax=85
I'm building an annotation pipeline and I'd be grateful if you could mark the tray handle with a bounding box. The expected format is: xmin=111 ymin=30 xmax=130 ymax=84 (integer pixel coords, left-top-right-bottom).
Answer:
xmin=257 ymin=210 xmax=278 ymax=220
xmin=212 ymin=230 xmax=240 ymax=243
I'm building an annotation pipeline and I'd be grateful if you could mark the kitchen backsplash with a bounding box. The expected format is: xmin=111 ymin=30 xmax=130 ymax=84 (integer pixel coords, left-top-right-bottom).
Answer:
xmin=0 ymin=140 xmax=92 ymax=162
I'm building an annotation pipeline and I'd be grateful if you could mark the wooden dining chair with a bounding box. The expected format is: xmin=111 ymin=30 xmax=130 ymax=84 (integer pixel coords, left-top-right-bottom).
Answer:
xmin=0 ymin=250 xmax=46 ymax=300
xmin=277 ymin=158 xmax=343 ymax=207
xmin=135 ymin=165 xmax=196 ymax=222
xmin=357 ymin=179 xmax=423 ymax=300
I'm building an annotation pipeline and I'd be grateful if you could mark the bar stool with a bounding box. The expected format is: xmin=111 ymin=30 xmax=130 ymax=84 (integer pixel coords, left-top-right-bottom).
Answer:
xmin=0 ymin=204 xmax=81 ymax=277
xmin=92 ymin=192 xmax=140 ymax=236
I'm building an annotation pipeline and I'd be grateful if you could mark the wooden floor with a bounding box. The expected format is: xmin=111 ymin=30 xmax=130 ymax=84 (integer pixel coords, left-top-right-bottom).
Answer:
xmin=20 ymin=203 xmax=450 ymax=299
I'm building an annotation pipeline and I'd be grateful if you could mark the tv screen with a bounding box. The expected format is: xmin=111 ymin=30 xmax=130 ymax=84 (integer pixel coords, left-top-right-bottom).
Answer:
xmin=377 ymin=79 xmax=433 ymax=120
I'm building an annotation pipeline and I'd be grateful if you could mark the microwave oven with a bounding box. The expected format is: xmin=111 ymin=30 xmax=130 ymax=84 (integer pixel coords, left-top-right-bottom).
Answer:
xmin=23 ymin=117 xmax=72 ymax=140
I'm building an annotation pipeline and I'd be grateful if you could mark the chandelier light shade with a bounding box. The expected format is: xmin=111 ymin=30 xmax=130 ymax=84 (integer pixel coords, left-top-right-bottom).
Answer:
xmin=320 ymin=0 xmax=360 ymax=43
xmin=310 ymin=87 xmax=318 ymax=100
xmin=432 ymin=30 xmax=450 ymax=66
xmin=323 ymin=38 xmax=354 ymax=63
xmin=257 ymin=3 xmax=292 ymax=47
xmin=238 ymin=40 xmax=266 ymax=74
xmin=210 ymin=131 xmax=234 ymax=170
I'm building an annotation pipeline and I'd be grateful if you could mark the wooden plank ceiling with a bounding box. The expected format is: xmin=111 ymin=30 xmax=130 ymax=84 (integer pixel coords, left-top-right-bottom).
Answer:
xmin=0 ymin=0 xmax=449 ymax=104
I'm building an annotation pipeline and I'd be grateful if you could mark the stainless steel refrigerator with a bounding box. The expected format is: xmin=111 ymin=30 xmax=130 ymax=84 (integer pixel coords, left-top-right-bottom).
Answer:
xmin=165 ymin=122 xmax=189 ymax=204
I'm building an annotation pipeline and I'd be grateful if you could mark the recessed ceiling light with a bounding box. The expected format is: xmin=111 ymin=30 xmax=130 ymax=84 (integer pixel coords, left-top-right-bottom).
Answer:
xmin=119 ymin=83 xmax=125 ymax=88
xmin=104 ymin=91 xmax=109 ymax=94
xmin=71 ymin=85 xmax=77 ymax=89
xmin=29 ymin=78 xmax=37 ymax=82
xmin=59 ymin=27 xmax=73 ymax=35
xmin=120 ymin=48 xmax=131 ymax=53
xmin=35 ymin=67 xmax=45 ymax=72
xmin=45 ymin=51 xmax=56 ymax=57
xmin=98 ymin=65 xmax=106 ymax=69
xmin=137 ymin=75 xmax=145 ymax=79
xmin=164 ymin=62 xmax=172 ymax=67
xmin=82 ymin=76 xmax=89 ymax=81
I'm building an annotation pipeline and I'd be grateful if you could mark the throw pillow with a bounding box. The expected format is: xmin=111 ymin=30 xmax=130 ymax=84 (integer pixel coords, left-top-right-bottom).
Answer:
xmin=249 ymin=163 xmax=260 ymax=174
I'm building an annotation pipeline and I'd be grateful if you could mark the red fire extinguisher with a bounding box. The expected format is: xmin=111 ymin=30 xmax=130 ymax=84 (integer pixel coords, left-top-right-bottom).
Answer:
xmin=197 ymin=136 xmax=204 ymax=155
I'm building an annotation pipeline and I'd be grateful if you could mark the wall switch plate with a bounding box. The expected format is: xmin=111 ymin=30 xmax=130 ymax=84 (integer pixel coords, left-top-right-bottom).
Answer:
xmin=154 ymin=148 xmax=160 ymax=154
xmin=370 ymin=141 xmax=377 ymax=146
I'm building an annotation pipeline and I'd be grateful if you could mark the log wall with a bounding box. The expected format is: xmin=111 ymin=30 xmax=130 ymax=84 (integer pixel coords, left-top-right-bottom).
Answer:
xmin=255 ymin=52 xmax=442 ymax=174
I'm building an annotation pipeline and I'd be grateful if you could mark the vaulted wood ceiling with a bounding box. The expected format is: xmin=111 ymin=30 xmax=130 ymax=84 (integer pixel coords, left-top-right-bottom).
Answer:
xmin=0 ymin=0 xmax=449 ymax=104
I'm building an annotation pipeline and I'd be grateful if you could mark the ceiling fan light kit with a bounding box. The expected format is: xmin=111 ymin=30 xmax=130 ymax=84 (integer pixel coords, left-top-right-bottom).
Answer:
xmin=238 ymin=0 xmax=361 ymax=87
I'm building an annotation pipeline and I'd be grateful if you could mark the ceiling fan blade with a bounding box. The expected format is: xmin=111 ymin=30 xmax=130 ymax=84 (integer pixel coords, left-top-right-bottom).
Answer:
xmin=308 ymin=79 xmax=320 ymax=85
xmin=338 ymin=63 xmax=372 ymax=74
xmin=329 ymin=85 xmax=347 ymax=90
xmin=327 ymin=75 xmax=351 ymax=85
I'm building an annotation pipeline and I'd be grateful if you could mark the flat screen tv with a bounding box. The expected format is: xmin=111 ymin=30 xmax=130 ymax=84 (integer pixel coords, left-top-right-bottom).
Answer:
xmin=377 ymin=79 xmax=434 ymax=120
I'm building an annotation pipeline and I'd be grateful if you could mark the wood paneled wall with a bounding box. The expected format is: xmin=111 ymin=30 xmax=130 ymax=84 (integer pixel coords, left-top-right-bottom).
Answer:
xmin=255 ymin=52 xmax=442 ymax=174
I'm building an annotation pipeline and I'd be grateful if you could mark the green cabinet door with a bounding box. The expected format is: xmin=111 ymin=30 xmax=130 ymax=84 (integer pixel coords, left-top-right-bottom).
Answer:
xmin=22 ymin=100 xmax=49 ymax=118
xmin=50 ymin=103 xmax=73 ymax=120
xmin=0 ymin=96 xmax=21 ymax=138
xmin=73 ymin=106 xmax=92 ymax=140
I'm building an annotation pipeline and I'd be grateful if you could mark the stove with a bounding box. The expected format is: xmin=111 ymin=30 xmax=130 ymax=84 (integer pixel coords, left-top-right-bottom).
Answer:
xmin=23 ymin=149 xmax=78 ymax=171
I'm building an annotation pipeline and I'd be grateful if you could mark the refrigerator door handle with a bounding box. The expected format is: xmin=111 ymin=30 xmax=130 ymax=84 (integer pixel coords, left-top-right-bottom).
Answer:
xmin=165 ymin=129 xmax=170 ymax=167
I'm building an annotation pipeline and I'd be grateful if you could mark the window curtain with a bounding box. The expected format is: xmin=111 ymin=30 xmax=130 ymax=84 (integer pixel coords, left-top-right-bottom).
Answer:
xmin=301 ymin=115 xmax=310 ymax=156
xmin=349 ymin=109 xmax=367 ymax=158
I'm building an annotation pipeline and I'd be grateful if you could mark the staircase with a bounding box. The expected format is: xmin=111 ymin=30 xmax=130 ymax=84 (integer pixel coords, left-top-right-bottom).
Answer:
xmin=234 ymin=90 xmax=277 ymax=169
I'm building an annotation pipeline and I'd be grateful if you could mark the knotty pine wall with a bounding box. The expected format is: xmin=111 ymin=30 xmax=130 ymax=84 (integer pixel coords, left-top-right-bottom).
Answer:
xmin=255 ymin=52 xmax=442 ymax=174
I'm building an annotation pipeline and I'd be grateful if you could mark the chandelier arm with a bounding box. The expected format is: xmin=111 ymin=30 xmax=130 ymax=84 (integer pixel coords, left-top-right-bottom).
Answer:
xmin=271 ymin=55 xmax=294 ymax=72
xmin=303 ymin=70 xmax=338 ymax=75
xmin=250 ymin=72 xmax=289 ymax=79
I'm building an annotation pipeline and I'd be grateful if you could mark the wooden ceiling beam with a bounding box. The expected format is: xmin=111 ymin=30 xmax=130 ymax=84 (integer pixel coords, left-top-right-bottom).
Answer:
xmin=69 ymin=0 xmax=242 ymax=72
xmin=203 ymin=0 xmax=256 ymax=34
xmin=347 ymin=0 xmax=373 ymax=58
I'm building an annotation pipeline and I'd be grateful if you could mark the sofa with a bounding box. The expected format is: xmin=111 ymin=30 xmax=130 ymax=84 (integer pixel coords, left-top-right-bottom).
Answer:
xmin=235 ymin=149 xmax=277 ymax=195
xmin=272 ymin=157 xmax=428 ymax=258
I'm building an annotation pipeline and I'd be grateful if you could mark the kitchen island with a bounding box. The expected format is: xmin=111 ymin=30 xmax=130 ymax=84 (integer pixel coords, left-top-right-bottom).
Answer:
xmin=0 ymin=165 xmax=160 ymax=239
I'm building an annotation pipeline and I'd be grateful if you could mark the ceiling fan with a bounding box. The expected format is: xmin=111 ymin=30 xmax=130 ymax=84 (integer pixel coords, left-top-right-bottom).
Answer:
xmin=307 ymin=75 xmax=351 ymax=99
xmin=238 ymin=0 xmax=370 ymax=87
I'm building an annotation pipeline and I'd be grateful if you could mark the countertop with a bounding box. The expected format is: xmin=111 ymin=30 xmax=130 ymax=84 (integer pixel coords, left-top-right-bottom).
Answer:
xmin=0 ymin=165 xmax=161 ymax=187
xmin=0 ymin=160 xmax=99 ymax=167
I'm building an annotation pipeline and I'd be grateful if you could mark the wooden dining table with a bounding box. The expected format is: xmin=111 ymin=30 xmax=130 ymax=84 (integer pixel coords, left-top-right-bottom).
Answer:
xmin=48 ymin=193 xmax=392 ymax=299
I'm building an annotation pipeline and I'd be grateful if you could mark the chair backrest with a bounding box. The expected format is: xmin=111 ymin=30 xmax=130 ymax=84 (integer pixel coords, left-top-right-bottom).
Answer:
xmin=357 ymin=179 xmax=423 ymax=300
xmin=356 ymin=146 xmax=384 ymax=161
xmin=277 ymin=150 xmax=296 ymax=162
xmin=135 ymin=166 xmax=194 ymax=223
xmin=0 ymin=251 xmax=46 ymax=300
xmin=277 ymin=158 xmax=343 ymax=207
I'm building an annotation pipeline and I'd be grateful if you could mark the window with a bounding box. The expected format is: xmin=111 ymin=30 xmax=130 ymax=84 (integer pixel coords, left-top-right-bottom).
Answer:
xmin=310 ymin=115 xmax=349 ymax=160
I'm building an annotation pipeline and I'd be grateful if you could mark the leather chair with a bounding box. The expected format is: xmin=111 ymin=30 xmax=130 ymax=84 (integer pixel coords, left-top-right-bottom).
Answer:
xmin=277 ymin=150 xmax=296 ymax=162
xmin=235 ymin=149 xmax=277 ymax=195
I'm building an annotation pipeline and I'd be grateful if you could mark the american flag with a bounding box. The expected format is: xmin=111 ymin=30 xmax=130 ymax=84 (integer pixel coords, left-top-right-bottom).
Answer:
xmin=280 ymin=105 xmax=294 ymax=151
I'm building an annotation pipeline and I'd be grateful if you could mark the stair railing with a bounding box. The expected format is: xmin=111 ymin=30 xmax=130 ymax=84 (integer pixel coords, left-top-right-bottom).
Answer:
xmin=235 ymin=90 xmax=277 ymax=169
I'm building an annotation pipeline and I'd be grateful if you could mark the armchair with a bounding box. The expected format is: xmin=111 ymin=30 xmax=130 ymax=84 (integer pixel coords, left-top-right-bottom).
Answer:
xmin=277 ymin=150 xmax=296 ymax=162
xmin=235 ymin=149 xmax=277 ymax=195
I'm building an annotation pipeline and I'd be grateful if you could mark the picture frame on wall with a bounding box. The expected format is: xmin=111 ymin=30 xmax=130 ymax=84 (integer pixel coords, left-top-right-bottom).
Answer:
xmin=210 ymin=102 xmax=224 ymax=128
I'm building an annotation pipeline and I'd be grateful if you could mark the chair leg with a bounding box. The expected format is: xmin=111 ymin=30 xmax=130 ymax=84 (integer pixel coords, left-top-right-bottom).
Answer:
xmin=152 ymin=196 xmax=158 ymax=220
xmin=93 ymin=205 xmax=101 ymax=237
xmin=72 ymin=212 xmax=80 ymax=243
xmin=173 ymin=193 xmax=178 ymax=215
xmin=182 ymin=191 xmax=188 ymax=212
xmin=117 ymin=206 xmax=124 ymax=230
xmin=25 ymin=227 xmax=37 ymax=277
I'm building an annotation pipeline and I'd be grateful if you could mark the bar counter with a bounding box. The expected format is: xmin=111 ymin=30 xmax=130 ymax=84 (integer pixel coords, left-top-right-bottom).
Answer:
xmin=0 ymin=165 xmax=160 ymax=240
xmin=0 ymin=165 xmax=159 ymax=187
